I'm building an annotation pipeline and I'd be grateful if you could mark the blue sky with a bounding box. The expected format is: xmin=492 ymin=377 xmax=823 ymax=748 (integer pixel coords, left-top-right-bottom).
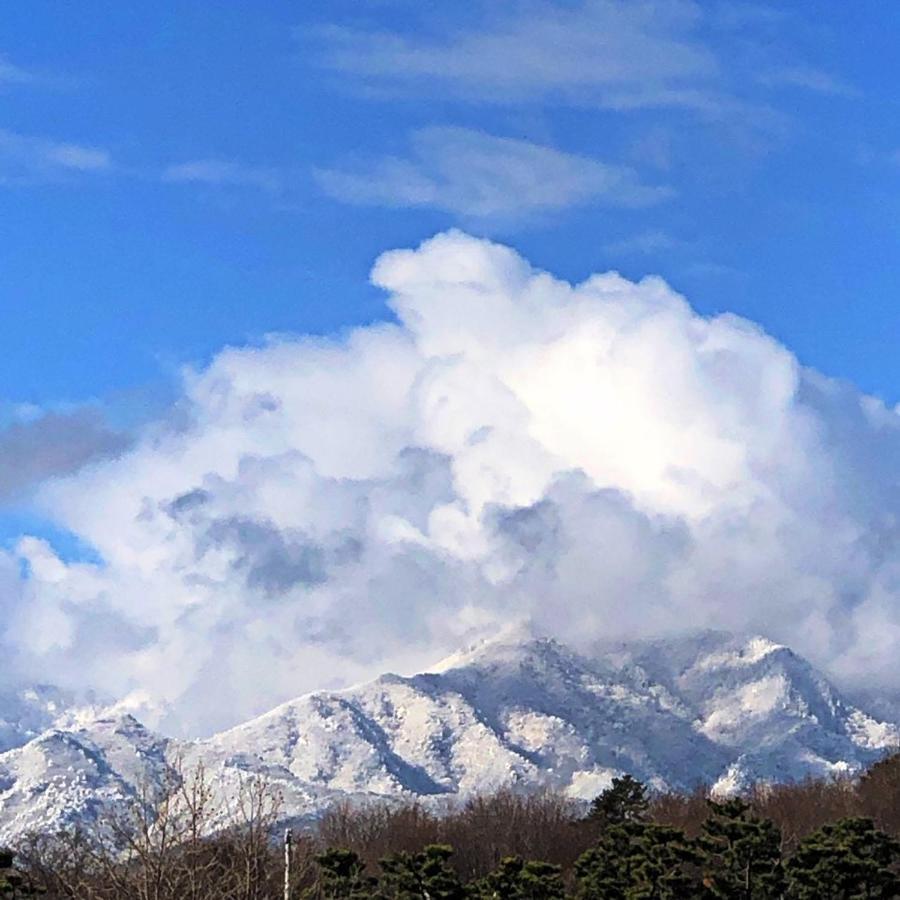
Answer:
xmin=1 ymin=1 xmax=899 ymax=539
xmin=6 ymin=2 xmax=900 ymax=725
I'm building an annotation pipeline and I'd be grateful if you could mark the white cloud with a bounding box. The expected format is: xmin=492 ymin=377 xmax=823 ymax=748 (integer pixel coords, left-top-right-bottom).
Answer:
xmin=4 ymin=230 xmax=900 ymax=735
xmin=757 ymin=65 xmax=858 ymax=97
xmin=312 ymin=1 xmax=850 ymax=137
xmin=162 ymin=159 xmax=283 ymax=193
xmin=603 ymin=230 xmax=681 ymax=256
xmin=0 ymin=54 xmax=33 ymax=86
xmin=316 ymin=127 xmax=669 ymax=220
xmin=315 ymin=0 xmax=722 ymax=112
xmin=0 ymin=129 xmax=111 ymax=185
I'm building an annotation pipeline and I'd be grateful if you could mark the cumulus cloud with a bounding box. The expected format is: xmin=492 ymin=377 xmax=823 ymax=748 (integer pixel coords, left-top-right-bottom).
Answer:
xmin=316 ymin=127 xmax=669 ymax=220
xmin=0 ymin=129 xmax=111 ymax=185
xmin=4 ymin=230 xmax=900 ymax=735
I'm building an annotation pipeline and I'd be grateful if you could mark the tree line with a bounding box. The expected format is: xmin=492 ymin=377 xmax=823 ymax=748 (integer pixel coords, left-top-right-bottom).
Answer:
xmin=4 ymin=752 xmax=899 ymax=898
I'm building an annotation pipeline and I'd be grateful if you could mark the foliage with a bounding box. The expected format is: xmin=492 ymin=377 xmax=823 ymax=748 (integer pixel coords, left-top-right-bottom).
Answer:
xmin=0 ymin=847 xmax=41 ymax=897
xmin=587 ymin=775 xmax=649 ymax=827
xmin=377 ymin=844 xmax=467 ymax=899
xmin=785 ymin=816 xmax=900 ymax=899
xmin=696 ymin=797 xmax=785 ymax=899
xmin=312 ymin=848 xmax=377 ymax=899
xmin=575 ymin=821 xmax=699 ymax=899
xmin=471 ymin=855 xmax=566 ymax=899
xmin=9 ymin=753 xmax=900 ymax=898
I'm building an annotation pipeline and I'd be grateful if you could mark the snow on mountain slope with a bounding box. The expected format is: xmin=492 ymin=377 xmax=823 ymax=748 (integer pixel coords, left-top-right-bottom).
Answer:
xmin=597 ymin=632 xmax=900 ymax=793
xmin=0 ymin=713 xmax=174 ymax=844
xmin=0 ymin=632 xmax=896 ymax=843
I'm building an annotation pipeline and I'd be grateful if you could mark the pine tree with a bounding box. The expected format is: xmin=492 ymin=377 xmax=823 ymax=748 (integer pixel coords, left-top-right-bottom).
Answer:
xmin=575 ymin=818 xmax=635 ymax=898
xmin=630 ymin=824 xmax=701 ymax=899
xmin=588 ymin=775 xmax=650 ymax=827
xmin=575 ymin=821 xmax=699 ymax=899
xmin=785 ymin=817 xmax=900 ymax=899
xmin=0 ymin=848 xmax=39 ymax=898
xmin=472 ymin=855 xmax=566 ymax=899
xmin=313 ymin=848 xmax=378 ymax=898
xmin=378 ymin=844 xmax=467 ymax=899
xmin=696 ymin=798 xmax=785 ymax=899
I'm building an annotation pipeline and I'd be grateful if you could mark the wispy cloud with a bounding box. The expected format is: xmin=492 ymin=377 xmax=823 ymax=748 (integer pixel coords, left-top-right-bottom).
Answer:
xmin=162 ymin=158 xmax=284 ymax=193
xmin=757 ymin=65 xmax=858 ymax=97
xmin=316 ymin=126 xmax=670 ymax=220
xmin=0 ymin=129 xmax=111 ymax=186
xmin=0 ymin=53 xmax=34 ymax=86
xmin=311 ymin=0 xmax=852 ymax=140
xmin=313 ymin=0 xmax=724 ymax=113
xmin=681 ymin=259 xmax=743 ymax=279
xmin=603 ymin=230 xmax=682 ymax=257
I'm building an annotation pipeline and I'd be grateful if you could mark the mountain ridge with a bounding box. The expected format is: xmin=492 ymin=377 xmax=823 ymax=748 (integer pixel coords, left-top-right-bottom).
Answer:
xmin=0 ymin=630 xmax=896 ymax=843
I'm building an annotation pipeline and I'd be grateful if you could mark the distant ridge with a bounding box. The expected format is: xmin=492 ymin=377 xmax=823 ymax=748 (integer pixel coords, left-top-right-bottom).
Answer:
xmin=0 ymin=631 xmax=896 ymax=843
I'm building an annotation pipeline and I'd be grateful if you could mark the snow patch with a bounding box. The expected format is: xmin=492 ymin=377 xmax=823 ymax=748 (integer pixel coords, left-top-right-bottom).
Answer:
xmin=694 ymin=636 xmax=784 ymax=674
xmin=699 ymin=675 xmax=790 ymax=743
xmin=0 ymin=631 xmax=895 ymax=841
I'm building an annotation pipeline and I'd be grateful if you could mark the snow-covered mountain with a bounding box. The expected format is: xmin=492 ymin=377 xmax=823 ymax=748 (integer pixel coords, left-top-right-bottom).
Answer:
xmin=0 ymin=632 xmax=896 ymax=844
xmin=0 ymin=685 xmax=85 ymax=754
xmin=0 ymin=714 xmax=172 ymax=841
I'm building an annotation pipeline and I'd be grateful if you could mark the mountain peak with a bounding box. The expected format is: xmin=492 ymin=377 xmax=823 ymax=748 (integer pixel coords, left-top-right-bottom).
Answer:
xmin=0 ymin=631 xmax=896 ymax=844
xmin=427 ymin=628 xmax=577 ymax=676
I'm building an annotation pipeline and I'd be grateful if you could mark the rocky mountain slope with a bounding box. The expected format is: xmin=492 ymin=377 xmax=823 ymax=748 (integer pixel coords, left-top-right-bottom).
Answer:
xmin=0 ymin=632 xmax=896 ymax=844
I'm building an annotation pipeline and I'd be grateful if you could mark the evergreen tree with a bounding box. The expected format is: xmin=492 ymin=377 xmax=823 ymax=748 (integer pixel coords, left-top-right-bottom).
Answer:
xmin=575 ymin=821 xmax=699 ymax=899
xmin=472 ymin=855 xmax=566 ymax=899
xmin=630 ymin=824 xmax=701 ymax=899
xmin=313 ymin=848 xmax=378 ymax=899
xmin=696 ymin=798 xmax=784 ymax=899
xmin=378 ymin=844 xmax=467 ymax=899
xmin=588 ymin=775 xmax=650 ymax=827
xmin=0 ymin=848 xmax=39 ymax=898
xmin=785 ymin=817 xmax=900 ymax=900
xmin=575 ymin=818 xmax=636 ymax=898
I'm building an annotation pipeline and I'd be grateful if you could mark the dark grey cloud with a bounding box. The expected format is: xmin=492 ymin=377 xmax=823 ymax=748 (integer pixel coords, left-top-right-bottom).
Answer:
xmin=199 ymin=516 xmax=363 ymax=596
xmin=0 ymin=409 xmax=130 ymax=503
xmin=165 ymin=488 xmax=212 ymax=518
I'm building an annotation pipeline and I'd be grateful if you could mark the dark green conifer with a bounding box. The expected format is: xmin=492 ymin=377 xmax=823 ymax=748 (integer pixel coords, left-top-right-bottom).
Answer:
xmin=785 ymin=817 xmax=900 ymax=899
xmin=575 ymin=821 xmax=699 ymax=899
xmin=696 ymin=797 xmax=784 ymax=899
xmin=378 ymin=843 xmax=467 ymax=899
xmin=587 ymin=775 xmax=650 ymax=827
xmin=314 ymin=848 xmax=378 ymax=898
xmin=0 ymin=847 xmax=40 ymax=898
xmin=472 ymin=855 xmax=566 ymax=899
xmin=631 ymin=824 xmax=701 ymax=899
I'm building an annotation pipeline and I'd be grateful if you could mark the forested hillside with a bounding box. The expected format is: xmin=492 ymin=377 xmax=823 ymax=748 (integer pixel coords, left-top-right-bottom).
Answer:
xmin=7 ymin=752 xmax=899 ymax=898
